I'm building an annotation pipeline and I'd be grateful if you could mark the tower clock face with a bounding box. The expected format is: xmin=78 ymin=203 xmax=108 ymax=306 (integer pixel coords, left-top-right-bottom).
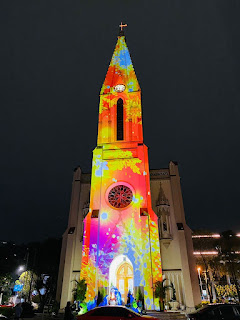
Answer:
xmin=108 ymin=184 xmax=133 ymax=209
xmin=114 ymin=84 xmax=126 ymax=93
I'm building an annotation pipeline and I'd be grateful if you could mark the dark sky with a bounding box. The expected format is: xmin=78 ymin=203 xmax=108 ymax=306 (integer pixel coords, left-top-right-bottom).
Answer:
xmin=1 ymin=1 xmax=240 ymax=243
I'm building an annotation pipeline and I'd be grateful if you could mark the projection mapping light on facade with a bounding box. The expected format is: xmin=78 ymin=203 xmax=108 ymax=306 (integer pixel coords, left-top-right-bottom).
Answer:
xmin=80 ymin=32 xmax=162 ymax=310
xmin=57 ymin=26 xmax=202 ymax=312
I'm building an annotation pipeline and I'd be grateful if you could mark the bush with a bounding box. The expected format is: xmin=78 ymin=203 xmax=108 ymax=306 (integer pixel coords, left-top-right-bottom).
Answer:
xmin=32 ymin=294 xmax=41 ymax=303
xmin=52 ymin=301 xmax=60 ymax=314
xmin=97 ymin=287 xmax=107 ymax=306
xmin=72 ymin=279 xmax=87 ymax=302
xmin=135 ymin=287 xmax=144 ymax=302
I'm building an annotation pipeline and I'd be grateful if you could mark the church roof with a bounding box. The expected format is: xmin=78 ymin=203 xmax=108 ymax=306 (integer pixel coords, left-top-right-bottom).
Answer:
xmin=100 ymin=35 xmax=140 ymax=95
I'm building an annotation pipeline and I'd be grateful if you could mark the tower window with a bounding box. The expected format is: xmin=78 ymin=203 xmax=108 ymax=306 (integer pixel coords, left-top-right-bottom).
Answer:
xmin=117 ymin=98 xmax=124 ymax=140
xmin=68 ymin=227 xmax=75 ymax=234
xmin=163 ymin=221 xmax=168 ymax=232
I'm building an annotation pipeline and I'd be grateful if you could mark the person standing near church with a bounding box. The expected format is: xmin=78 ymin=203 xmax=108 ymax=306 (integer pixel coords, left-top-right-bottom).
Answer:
xmin=14 ymin=303 xmax=22 ymax=320
xmin=64 ymin=301 xmax=73 ymax=320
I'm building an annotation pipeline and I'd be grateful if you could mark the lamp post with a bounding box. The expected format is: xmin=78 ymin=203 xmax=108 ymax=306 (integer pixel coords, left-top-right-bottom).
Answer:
xmin=18 ymin=265 xmax=25 ymax=273
xmin=203 ymin=271 xmax=210 ymax=301
xmin=197 ymin=267 xmax=203 ymax=299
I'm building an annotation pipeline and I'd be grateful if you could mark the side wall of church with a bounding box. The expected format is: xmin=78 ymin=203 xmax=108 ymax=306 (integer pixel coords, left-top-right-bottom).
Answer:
xmin=56 ymin=168 xmax=90 ymax=309
xmin=150 ymin=162 xmax=201 ymax=311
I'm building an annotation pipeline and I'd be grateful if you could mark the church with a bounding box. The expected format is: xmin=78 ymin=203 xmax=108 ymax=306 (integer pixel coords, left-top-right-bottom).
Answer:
xmin=56 ymin=27 xmax=201 ymax=312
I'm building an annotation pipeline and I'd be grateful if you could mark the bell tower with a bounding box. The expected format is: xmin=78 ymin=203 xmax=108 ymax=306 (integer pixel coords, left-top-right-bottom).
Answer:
xmin=80 ymin=27 xmax=162 ymax=310
xmin=97 ymin=28 xmax=142 ymax=145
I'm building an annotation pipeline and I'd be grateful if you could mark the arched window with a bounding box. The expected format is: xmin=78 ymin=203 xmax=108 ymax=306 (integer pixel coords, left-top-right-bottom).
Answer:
xmin=117 ymin=98 xmax=124 ymax=140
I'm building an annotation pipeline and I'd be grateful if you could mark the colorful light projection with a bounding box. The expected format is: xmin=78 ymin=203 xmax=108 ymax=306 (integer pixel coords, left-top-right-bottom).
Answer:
xmin=98 ymin=35 xmax=142 ymax=145
xmin=80 ymin=34 xmax=162 ymax=310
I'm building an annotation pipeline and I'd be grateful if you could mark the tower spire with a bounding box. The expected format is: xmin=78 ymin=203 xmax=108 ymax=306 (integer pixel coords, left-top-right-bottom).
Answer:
xmin=98 ymin=32 xmax=142 ymax=145
xmin=100 ymin=33 xmax=140 ymax=95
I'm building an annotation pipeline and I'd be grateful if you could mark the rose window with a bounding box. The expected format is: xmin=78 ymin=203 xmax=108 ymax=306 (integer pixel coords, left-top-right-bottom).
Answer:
xmin=108 ymin=185 xmax=133 ymax=209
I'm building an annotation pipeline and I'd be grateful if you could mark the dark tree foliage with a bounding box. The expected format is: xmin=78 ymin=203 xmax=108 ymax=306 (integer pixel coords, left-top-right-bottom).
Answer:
xmin=72 ymin=279 xmax=87 ymax=302
xmin=27 ymin=238 xmax=62 ymax=307
xmin=27 ymin=238 xmax=61 ymax=276
xmin=0 ymin=242 xmax=26 ymax=276
xmin=217 ymin=230 xmax=240 ymax=301
xmin=0 ymin=238 xmax=61 ymax=307
xmin=193 ymin=229 xmax=240 ymax=302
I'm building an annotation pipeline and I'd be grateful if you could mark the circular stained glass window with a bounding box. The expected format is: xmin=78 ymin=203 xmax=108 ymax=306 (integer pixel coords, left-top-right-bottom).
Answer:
xmin=108 ymin=185 xmax=133 ymax=209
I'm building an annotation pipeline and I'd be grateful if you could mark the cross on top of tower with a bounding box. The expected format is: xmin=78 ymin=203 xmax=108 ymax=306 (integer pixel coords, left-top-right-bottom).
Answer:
xmin=119 ymin=22 xmax=127 ymax=36
xmin=119 ymin=22 xmax=127 ymax=31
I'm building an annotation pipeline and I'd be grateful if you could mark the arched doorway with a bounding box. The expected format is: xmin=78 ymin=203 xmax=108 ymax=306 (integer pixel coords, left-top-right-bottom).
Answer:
xmin=109 ymin=255 xmax=134 ymax=304
xmin=116 ymin=262 xmax=133 ymax=303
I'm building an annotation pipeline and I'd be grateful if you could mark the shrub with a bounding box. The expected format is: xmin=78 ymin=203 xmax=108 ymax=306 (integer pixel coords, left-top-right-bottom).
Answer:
xmin=72 ymin=279 xmax=87 ymax=302
xmin=135 ymin=287 xmax=144 ymax=302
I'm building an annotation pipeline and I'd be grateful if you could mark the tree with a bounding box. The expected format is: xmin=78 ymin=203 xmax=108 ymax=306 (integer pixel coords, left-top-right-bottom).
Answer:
xmin=154 ymin=279 xmax=171 ymax=312
xmin=16 ymin=270 xmax=37 ymax=300
xmin=215 ymin=284 xmax=238 ymax=300
xmin=72 ymin=279 xmax=87 ymax=302
xmin=193 ymin=231 xmax=220 ymax=302
xmin=216 ymin=230 xmax=240 ymax=302
xmin=27 ymin=239 xmax=61 ymax=277
xmin=0 ymin=274 xmax=12 ymax=304
xmin=35 ymin=275 xmax=56 ymax=312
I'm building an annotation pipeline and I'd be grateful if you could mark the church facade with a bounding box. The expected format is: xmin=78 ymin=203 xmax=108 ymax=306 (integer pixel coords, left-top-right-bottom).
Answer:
xmin=56 ymin=31 xmax=201 ymax=311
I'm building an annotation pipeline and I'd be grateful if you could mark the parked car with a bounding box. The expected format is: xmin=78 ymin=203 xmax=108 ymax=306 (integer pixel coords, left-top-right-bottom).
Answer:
xmin=77 ymin=306 xmax=157 ymax=320
xmin=187 ymin=303 xmax=240 ymax=320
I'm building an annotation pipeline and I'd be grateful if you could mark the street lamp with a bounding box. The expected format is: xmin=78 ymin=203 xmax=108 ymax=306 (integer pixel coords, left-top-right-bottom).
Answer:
xmin=197 ymin=267 xmax=203 ymax=299
xmin=18 ymin=265 xmax=25 ymax=273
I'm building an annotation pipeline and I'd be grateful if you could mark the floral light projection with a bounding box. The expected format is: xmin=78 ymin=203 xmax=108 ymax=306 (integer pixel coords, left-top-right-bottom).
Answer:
xmin=80 ymin=33 xmax=162 ymax=310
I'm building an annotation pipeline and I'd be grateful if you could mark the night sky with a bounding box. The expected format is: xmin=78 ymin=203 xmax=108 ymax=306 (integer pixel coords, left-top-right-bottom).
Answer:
xmin=1 ymin=1 xmax=240 ymax=243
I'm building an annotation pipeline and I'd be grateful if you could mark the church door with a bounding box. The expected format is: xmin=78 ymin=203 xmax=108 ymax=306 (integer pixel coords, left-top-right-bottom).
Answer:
xmin=116 ymin=262 xmax=133 ymax=303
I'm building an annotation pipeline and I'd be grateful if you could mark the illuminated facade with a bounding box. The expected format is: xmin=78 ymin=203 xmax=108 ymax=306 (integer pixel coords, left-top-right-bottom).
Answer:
xmin=57 ymin=31 xmax=201 ymax=312
xmin=80 ymin=34 xmax=162 ymax=309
